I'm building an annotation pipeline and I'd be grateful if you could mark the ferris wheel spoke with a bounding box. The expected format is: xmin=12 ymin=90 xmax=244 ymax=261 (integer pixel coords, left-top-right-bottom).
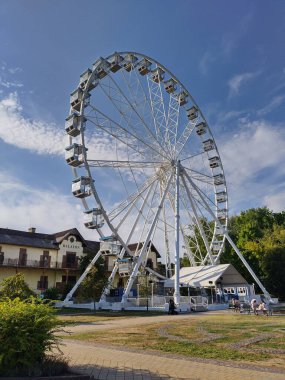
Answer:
xmin=165 ymin=93 xmax=180 ymax=156
xmin=175 ymin=121 xmax=196 ymax=158
xmin=86 ymin=159 xmax=164 ymax=169
xmin=166 ymin=189 xmax=199 ymax=266
xmin=182 ymin=167 xmax=214 ymax=186
xmin=100 ymin=67 xmax=168 ymax=159
xmin=181 ymin=173 xmax=215 ymax=265
xmin=122 ymin=171 xmax=174 ymax=300
xmin=146 ymin=72 xmax=170 ymax=155
xmin=85 ymin=105 xmax=163 ymax=160
xmin=128 ymin=66 xmax=171 ymax=157
xmin=107 ymin=174 xmax=158 ymax=221
xmin=179 ymin=194 xmax=205 ymax=265
xmin=179 ymin=149 xmax=208 ymax=162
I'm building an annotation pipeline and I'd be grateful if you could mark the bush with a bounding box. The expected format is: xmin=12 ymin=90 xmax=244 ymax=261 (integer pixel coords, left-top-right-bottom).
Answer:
xmin=0 ymin=273 xmax=35 ymax=300
xmin=43 ymin=286 xmax=61 ymax=301
xmin=0 ymin=297 xmax=66 ymax=376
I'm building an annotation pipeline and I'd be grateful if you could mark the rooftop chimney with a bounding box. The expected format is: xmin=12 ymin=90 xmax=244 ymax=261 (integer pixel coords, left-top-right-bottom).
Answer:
xmin=28 ymin=227 xmax=36 ymax=233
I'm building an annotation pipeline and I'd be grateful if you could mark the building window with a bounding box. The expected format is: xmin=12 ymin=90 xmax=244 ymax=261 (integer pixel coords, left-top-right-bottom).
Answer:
xmin=19 ymin=248 xmax=27 ymax=266
xmin=65 ymin=252 xmax=77 ymax=268
xmin=37 ymin=276 xmax=48 ymax=290
xmin=0 ymin=250 xmax=4 ymax=265
xmin=146 ymin=258 xmax=153 ymax=270
xmin=40 ymin=251 xmax=50 ymax=268
xmin=62 ymin=275 xmax=77 ymax=284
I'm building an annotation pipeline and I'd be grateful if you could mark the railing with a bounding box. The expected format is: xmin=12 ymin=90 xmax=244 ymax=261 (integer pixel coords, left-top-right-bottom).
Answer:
xmin=0 ymin=258 xmax=79 ymax=269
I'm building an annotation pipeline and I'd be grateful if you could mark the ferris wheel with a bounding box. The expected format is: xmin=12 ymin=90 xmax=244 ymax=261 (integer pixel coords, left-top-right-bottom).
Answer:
xmin=64 ymin=52 xmax=231 ymax=305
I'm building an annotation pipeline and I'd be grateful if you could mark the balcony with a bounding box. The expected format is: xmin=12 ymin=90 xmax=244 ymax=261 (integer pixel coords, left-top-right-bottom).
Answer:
xmin=0 ymin=258 xmax=79 ymax=270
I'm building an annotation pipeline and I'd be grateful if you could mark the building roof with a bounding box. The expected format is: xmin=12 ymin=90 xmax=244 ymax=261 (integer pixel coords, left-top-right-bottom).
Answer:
xmin=166 ymin=264 xmax=248 ymax=288
xmin=128 ymin=241 xmax=161 ymax=257
xmin=0 ymin=227 xmax=99 ymax=252
xmin=0 ymin=228 xmax=58 ymax=250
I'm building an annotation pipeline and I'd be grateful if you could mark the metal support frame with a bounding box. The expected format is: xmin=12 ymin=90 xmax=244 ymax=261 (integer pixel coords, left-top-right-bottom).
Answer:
xmin=121 ymin=171 xmax=174 ymax=304
xmin=173 ymin=162 xmax=181 ymax=306
xmin=181 ymin=174 xmax=215 ymax=265
xmin=182 ymin=168 xmax=271 ymax=300
xmin=99 ymin=181 xmax=155 ymax=303
xmin=63 ymin=250 xmax=102 ymax=304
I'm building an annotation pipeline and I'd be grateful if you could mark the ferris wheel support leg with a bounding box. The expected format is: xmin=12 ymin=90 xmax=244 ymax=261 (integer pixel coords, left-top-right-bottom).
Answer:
xmin=62 ymin=250 xmax=102 ymax=306
xmin=121 ymin=172 xmax=174 ymax=307
xmin=224 ymin=233 xmax=271 ymax=300
xmin=99 ymin=183 xmax=155 ymax=303
xmin=173 ymin=162 xmax=181 ymax=307
xmin=183 ymin=168 xmax=271 ymax=300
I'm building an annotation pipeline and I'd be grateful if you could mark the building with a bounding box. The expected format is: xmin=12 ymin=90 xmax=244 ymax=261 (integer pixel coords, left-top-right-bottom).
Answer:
xmin=0 ymin=227 xmax=99 ymax=294
xmin=0 ymin=227 xmax=162 ymax=297
xmin=165 ymin=264 xmax=254 ymax=303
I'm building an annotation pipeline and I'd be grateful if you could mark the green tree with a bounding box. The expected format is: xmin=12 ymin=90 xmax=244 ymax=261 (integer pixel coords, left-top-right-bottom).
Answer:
xmin=0 ymin=273 xmax=35 ymax=300
xmin=221 ymin=208 xmax=285 ymax=300
xmin=76 ymin=253 xmax=108 ymax=307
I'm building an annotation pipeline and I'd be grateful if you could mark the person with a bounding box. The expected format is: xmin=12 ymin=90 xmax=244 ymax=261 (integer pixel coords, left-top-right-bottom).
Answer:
xmin=168 ymin=298 xmax=178 ymax=315
xmin=251 ymin=299 xmax=258 ymax=315
xmin=234 ymin=299 xmax=241 ymax=312
xmin=257 ymin=301 xmax=269 ymax=316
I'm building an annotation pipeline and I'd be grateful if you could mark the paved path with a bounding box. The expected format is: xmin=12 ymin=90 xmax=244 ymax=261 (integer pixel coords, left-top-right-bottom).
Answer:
xmin=61 ymin=312 xmax=285 ymax=380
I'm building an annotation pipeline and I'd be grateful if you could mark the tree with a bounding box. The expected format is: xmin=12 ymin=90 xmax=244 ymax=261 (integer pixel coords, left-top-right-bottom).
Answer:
xmin=76 ymin=266 xmax=108 ymax=308
xmin=221 ymin=208 xmax=285 ymax=300
xmin=76 ymin=253 xmax=108 ymax=307
xmin=0 ymin=273 xmax=35 ymax=300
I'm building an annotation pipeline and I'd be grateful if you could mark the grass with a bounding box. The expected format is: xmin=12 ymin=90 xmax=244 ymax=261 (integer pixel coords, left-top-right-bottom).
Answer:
xmin=57 ymin=308 xmax=163 ymax=324
xmin=65 ymin=313 xmax=285 ymax=369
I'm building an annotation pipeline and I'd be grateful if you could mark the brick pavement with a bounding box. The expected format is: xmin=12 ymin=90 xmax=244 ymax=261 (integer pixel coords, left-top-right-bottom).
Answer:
xmin=62 ymin=340 xmax=285 ymax=380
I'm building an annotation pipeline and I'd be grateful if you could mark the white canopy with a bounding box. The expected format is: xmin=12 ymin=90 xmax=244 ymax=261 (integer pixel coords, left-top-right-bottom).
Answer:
xmin=165 ymin=264 xmax=248 ymax=288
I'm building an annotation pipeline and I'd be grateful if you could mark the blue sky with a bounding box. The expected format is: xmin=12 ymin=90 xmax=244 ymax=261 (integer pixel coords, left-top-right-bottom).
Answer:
xmin=0 ymin=0 xmax=285 ymax=239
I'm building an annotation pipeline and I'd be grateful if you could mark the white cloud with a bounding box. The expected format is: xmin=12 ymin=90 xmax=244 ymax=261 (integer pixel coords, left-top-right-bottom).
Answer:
xmin=257 ymin=95 xmax=284 ymax=116
xmin=228 ymin=71 xmax=260 ymax=98
xmin=0 ymin=171 xmax=91 ymax=236
xmin=219 ymin=120 xmax=285 ymax=213
xmin=0 ymin=77 xmax=23 ymax=88
xmin=0 ymin=92 xmax=65 ymax=155
xmin=263 ymin=190 xmax=285 ymax=212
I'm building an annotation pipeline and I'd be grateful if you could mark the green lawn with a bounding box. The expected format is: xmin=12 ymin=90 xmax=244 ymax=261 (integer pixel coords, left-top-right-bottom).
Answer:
xmin=65 ymin=314 xmax=285 ymax=370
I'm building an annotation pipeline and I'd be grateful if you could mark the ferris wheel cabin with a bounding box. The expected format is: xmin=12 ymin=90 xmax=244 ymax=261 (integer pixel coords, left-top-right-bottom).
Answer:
xmin=213 ymin=174 xmax=225 ymax=185
xmin=209 ymin=156 xmax=220 ymax=168
xmin=83 ymin=208 xmax=104 ymax=229
xmin=137 ymin=58 xmax=152 ymax=75
xmin=123 ymin=54 xmax=138 ymax=72
xmin=187 ymin=106 xmax=198 ymax=120
xmin=72 ymin=176 xmax=93 ymax=198
xmin=203 ymin=139 xmax=215 ymax=152
xmin=164 ymin=78 xmax=177 ymax=93
xmin=65 ymin=143 xmax=84 ymax=167
xmin=65 ymin=113 xmax=86 ymax=137
xmin=216 ymin=191 xmax=227 ymax=203
xmin=195 ymin=122 xmax=207 ymax=135
xmin=151 ymin=67 xmax=165 ymax=83
xmin=108 ymin=54 xmax=124 ymax=72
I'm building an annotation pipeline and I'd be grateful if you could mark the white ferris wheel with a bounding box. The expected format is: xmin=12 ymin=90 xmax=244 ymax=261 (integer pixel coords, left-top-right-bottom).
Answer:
xmin=64 ymin=52 xmax=270 ymax=306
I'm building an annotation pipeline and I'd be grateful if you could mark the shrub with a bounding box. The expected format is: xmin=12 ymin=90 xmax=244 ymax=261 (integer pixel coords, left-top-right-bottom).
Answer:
xmin=0 ymin=297 xmax=66 ymax=376
xmin=43 ymin=286 xmax=61 ymax=301
xmin=0 ymin=273 xmax=35 ymax=300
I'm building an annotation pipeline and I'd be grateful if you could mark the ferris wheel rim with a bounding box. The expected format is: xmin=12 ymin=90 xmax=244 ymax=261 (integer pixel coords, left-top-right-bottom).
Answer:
xmin=66 ymin=51 xmax=229 ymax=266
